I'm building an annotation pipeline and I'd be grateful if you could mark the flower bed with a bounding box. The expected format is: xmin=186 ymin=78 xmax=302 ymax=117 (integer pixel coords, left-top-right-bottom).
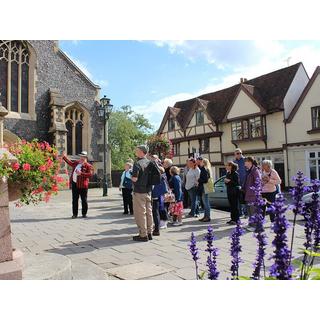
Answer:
xmin=0 ymin=140 xmax=68 ymax=206
xmin=189 ymin=171 xmax=320 ymax=280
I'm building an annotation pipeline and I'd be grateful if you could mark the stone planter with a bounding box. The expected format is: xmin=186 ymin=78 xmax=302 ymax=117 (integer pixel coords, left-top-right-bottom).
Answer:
xmin=8 ymin=180 xmax=24 ymax=202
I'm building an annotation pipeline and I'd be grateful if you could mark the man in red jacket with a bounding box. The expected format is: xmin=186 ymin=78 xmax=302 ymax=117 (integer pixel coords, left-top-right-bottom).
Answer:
xmin=62 ymin=151 xmax=94 ymax=219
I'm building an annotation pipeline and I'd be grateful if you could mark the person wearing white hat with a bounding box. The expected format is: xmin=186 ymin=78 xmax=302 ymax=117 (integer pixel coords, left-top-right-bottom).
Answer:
xmin=62 ymin=151 xmax=94 ymax=219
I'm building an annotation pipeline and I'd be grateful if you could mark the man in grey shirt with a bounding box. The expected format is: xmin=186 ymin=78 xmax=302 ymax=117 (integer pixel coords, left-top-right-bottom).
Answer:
xmin=131 ymin=145 xmax=154 ymax=242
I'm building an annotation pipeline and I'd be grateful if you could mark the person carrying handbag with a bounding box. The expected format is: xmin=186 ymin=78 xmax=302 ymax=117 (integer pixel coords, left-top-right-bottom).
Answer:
xmin=199 ymin=158 xmax=214 ymax=222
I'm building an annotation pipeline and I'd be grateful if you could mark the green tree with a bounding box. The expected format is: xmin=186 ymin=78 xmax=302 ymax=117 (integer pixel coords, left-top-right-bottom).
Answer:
xmin=108 ymin=105 xmax=153 ymax=170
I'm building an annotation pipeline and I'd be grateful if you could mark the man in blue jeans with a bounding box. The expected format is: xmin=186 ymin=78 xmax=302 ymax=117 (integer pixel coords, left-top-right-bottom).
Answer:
xmin=233 ymin=148 xmax=247 ymax=217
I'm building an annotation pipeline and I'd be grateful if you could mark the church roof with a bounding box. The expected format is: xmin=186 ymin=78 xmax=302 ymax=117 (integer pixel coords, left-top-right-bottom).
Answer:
xmin=57 ymin=49 xmax=101 ymax=90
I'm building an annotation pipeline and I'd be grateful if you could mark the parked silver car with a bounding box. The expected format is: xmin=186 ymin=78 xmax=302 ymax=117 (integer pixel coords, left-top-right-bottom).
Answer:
xmin=208 ymin=176 xmax=230 ymax=208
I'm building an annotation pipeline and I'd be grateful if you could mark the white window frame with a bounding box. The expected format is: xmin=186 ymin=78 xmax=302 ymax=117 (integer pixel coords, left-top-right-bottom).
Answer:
xmin=305 ymin=150 xmax=320 ymax=180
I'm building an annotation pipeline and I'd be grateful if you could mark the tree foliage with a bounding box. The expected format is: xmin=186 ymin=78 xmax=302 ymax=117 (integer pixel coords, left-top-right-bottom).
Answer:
xmin=108 ymin=105 xmax=153 ymax=170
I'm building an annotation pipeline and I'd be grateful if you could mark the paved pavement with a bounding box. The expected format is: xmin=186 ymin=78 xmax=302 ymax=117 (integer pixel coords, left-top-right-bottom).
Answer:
xmin=10 ymin=188 xmax=308 ymax=280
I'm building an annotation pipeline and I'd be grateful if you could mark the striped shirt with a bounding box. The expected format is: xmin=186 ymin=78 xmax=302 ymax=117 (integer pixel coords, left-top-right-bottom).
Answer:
xmin=63 ymin=156 xmax=94 ymax=189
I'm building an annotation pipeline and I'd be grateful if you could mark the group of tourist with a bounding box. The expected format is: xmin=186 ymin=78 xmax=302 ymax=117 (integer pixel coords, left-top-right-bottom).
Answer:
xmin=227 ymin=148 xmax=282 ymax=231
xmin=61 ymin=145 xmax=282 ymax=241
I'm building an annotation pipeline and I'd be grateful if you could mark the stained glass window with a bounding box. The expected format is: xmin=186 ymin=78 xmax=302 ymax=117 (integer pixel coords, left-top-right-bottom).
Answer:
xmin=0 ymin=59 xmax=7 ymax=106
xmin=11 ymin=61 xmax=18 ymax=112
xmin=75 ymin=121 xmax=83 ymax=155
xmin=0 ymin=41 xmax=29 ymax=113
xmin=21 ymin=63 xmax=29 ymax=113
xmin=66 ymin=120 xmax=73 ymax=155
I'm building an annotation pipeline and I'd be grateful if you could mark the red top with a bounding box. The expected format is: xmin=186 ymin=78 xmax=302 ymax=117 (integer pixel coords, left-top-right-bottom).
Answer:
xmin=63 ymin=156 xmax=94 ymax=189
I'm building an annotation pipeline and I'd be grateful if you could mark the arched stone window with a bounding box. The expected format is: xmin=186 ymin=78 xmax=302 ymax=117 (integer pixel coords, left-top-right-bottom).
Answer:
xmin=0 ymin=41 xmax=35 ymax=118
xmin=64 ymin=102 xmax=88 ymax=156
xmin=66 ymin=120 xmax=73 ymax=155
xmin=75 ymin=121 xmax=83 ymax=155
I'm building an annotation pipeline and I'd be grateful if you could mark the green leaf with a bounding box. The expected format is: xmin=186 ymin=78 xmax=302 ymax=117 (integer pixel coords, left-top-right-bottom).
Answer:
xmin=304 ymin=250 xmax=320 ymax=257
xmin=198 ymin=271 xmax=206 ymax=280
xmin=238 ymin=276 xmax=251 ymax=280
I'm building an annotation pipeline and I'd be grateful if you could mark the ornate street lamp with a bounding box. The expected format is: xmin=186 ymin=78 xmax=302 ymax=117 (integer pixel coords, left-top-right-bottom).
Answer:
xmin=98 ymin=95 xmax=113 ymax=196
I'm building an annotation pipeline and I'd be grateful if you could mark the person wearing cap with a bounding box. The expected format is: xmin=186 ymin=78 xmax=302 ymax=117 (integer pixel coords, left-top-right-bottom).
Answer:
xmin=131 ymin=145 xmax=154 ymax=242
xmin=62 ymin=151 xmax=94 ymax=219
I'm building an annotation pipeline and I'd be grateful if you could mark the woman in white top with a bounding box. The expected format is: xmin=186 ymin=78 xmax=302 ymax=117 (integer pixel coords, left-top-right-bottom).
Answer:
xmin=185 ymin=158 xmax=201 ymax=217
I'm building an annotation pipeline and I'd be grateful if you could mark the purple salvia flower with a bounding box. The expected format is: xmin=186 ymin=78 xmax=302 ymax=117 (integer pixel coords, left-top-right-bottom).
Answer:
xmin=300 ymin=180 xmax=320 ymax=279
xmin=204 ymin=225 xmax=219 ymax=280
xmin=189 ymin=232 xmax=200 ymax=280
xmin=309 ymin=180 xmax=320 ymax=248
xmin=249 ymin=180 xmax=268 ymax=280
xmin=230 ymin=221 xmax=244 ymax=280
xmin=290 ymin=171 xmax=308 ymax=261
xmin=269 ymin=193 xmax=293 ymax=280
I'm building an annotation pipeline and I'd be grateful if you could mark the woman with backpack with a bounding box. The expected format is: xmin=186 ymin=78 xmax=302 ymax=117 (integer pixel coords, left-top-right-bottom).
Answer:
xmin=242 ymin=156 xmax=261 ymax=231
xmin=119 ymin=162 xmax=134 ymax=215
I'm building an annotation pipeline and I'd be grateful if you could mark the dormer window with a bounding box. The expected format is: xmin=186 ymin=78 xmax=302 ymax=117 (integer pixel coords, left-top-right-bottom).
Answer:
xmin=168 ymin=118 xmax=175 ymax=131
xmin=196 ymin=110 xmax=204 ymax=125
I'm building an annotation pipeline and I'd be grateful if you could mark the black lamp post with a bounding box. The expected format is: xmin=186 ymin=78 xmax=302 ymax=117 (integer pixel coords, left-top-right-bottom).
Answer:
xmin=98 ymin=95 xmax=113 ymax=196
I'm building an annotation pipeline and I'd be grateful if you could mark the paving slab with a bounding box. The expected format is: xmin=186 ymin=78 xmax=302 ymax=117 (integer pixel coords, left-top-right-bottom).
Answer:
xmin=105 ymin=262 xmax=171 ymax=280
xmin=10 ymin=187 xmax=312 ymax=280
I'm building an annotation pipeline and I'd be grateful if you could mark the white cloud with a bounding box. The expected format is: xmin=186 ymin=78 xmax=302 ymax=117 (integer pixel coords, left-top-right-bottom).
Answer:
xmin=134 ymin=41 xmax=320 ymax=128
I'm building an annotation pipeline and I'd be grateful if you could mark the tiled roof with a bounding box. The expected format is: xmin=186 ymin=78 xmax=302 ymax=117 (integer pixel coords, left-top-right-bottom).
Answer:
xmin=170 ymin=62 xmax=303 ymax=129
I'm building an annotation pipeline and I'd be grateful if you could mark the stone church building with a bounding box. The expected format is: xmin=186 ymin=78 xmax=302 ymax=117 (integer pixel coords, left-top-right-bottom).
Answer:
xmin=0 ymin=40 xmax=106 ymax=179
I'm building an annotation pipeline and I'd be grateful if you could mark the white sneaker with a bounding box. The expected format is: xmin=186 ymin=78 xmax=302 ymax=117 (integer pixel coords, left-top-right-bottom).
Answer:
xmin=173 ymin=221 xmax=183 ymax=226
xmin=160 ymin=220 xmax=167 ymax=229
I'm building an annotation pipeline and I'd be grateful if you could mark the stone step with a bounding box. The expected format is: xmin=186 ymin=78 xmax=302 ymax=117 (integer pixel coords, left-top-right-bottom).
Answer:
xmin=23 ymin=253 xmax=72 ymax=280
xmin=71 ymin=259 xmax=109 ymax=280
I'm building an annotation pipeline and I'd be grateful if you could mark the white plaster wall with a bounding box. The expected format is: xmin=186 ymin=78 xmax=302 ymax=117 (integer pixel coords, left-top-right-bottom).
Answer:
xmin=227 ymin=90 xmax=260 ymax=119
xmin=284 ymin=64 xmax=309 ymax=119
xmin=287 ymin=73 xmax=320 ymax=143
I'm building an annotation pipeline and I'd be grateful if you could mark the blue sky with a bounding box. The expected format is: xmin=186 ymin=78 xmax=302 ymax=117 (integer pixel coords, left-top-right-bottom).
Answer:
xmin=60 ymin=40 xmax=320 ymax=130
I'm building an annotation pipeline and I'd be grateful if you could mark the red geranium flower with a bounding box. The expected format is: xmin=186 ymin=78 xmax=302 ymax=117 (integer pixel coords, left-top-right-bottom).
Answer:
xmin=12 ymin=162 xmax=20 ymax=171
xmin=39 ymin=165 xmax=46 ymax=172
xmin=22 ymin=163 xmax=31 ymax=171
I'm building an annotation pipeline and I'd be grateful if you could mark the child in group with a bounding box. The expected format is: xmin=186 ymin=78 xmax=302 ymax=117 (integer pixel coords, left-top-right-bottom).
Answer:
xmin=119 ymin=162 xmax=133 ymax=215
xmin=169 ymin=166 xmax=184 ymax=226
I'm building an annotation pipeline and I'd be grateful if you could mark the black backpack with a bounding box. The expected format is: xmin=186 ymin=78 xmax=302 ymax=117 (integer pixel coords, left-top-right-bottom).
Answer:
xmin=147 ymin=160 xmax=161 ymax=186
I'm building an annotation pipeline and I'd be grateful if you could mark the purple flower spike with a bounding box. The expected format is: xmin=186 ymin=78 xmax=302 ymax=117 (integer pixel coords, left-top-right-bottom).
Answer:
xmin=204 ymin=225 xmax=219 ymax=280
xmin=269 ymin=193 xmax=293 ymax=280
xmin=230 ymin=221 xmax=244 ymax=280
xmin=289 ymin=171 xmax=308 ymax=262
xmin=189 ymin=232 xmax=200 ymax=280
xmin=249 ymin=179 xmax=268 ymax=280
